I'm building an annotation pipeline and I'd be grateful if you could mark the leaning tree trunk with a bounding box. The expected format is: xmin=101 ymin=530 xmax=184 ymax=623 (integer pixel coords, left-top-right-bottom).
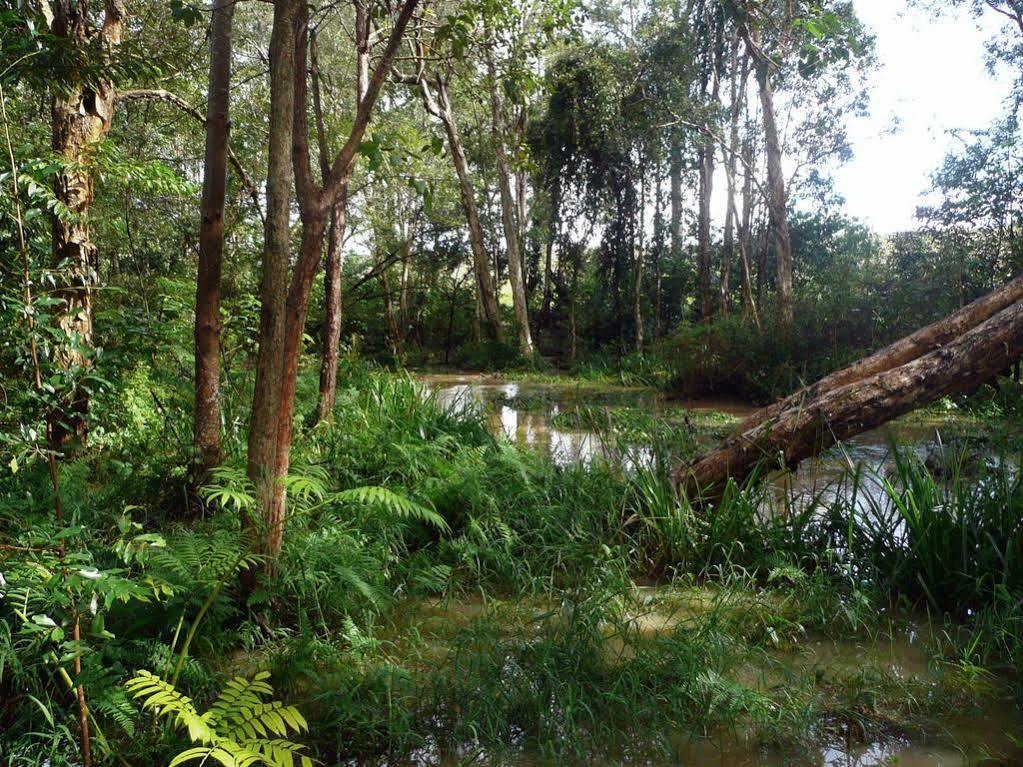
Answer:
xmin=48 ymin=0 xmax=125 ymax=451
xmin=744 ymin=273 xmax=1023 ymax=433
xmin=677 ymin=292 xmax=1023 ymax=499
xmin=194 ymin=0 xmax=235 ymax=480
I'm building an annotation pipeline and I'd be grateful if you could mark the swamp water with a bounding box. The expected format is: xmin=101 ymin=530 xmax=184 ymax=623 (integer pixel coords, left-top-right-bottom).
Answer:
xmin=393 ymin=374 xmax=1023 ymax=766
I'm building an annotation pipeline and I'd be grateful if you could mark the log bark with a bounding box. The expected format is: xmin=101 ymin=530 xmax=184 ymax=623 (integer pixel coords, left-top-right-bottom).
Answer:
xmin=193 ymin=0 xmax=235 ymax=480
xmin=678 ymin=296 xmax=1023 ymax=499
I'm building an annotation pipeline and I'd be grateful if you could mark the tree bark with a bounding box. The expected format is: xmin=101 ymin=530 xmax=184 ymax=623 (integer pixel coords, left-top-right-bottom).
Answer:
xmin=634 ymin=163 xmax=645 ymax=353
xmin=753 ymin=53 xmax=793 ymax=327
xmin=313 ymin=20 xmax=364 ymax=423
xmin=47 ymin=0 xmax=126 ymax=452
xmin=670 ymin=141 xmax=684 ymax=262
xmin=247 ymin=0 xmax=299 ymax=547
xmin=418 ymin=75 xmax=503 ymax=341
xmin=193 ymin=0 xmax=235 ymax=480
xmin=486 ymin=44 xmax=533 ymax=356
xmin=678 ymin=294 xmax=1023 ymax=499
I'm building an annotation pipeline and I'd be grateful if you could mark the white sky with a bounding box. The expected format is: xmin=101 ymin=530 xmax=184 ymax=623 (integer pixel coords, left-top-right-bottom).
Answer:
xmin=835 ymin=0 xmax=1014 ymax=233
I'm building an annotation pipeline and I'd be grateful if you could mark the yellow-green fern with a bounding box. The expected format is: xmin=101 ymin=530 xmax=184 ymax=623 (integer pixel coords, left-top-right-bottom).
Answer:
xmin=126 ymin=670 xmax=312 ymax=767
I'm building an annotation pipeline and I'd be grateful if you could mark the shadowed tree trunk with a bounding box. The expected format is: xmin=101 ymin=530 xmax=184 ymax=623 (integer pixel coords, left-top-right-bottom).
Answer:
xmin=670 ymin=142 xmax=684 ymax=263
xmin=194 ymin=0 xmax=235 ymax=480
xmin=678 ymin=282 xmax=1023 ymax=499
xmin=47 ymin=0 xmax=126 ymax=452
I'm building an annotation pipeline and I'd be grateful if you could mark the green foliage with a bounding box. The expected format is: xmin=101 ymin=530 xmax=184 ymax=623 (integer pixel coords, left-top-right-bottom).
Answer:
xmin=126 ymin=670 xmax=312 ymax=767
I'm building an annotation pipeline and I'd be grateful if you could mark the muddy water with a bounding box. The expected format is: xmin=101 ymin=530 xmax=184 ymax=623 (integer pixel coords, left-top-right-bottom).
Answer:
xmin=387 ymin=590 xmax=1023 ymax=767
xmin=422 ymin=373 xmax=951 ymax=503
xmin=408 ymin=374 xmax=1021 ymax=766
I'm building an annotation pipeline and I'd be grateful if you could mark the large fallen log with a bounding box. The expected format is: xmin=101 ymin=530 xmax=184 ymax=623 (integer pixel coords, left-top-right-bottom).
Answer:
xmin=741 ymin=274 xmax=1023 ymax=433
xmin=677 ymin=298 xmax=1023 ymax=499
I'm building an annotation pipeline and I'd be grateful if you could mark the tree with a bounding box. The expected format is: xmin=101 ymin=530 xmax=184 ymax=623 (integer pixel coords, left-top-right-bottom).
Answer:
xmin=47 ymin=0 xmax=127 ymax=450
xmin=247 ymin=0 xmax=420 ymax=557
xmin=194 ymin=0 xmax=236 ymax=479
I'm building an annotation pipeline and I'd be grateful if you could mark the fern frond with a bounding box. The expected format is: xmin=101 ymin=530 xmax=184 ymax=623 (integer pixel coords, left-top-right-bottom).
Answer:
xmin=126 ymin=670 xmax=312 ymax=767
xmin=337 ymin=486 xmax=449 ymax=532
xmin=126 ymin=670 xmax=213 ymax=744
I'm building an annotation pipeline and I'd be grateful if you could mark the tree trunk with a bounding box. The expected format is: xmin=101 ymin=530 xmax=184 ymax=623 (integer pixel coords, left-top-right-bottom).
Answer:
xmin=743 ymin=273 xmax=1023 ymax=433
xmin=47 ymin=0 xmax=126 ymax=452
xmin=317 ymin=198 xmax=346 ymax=422
xmin=720 ymin=40 xmax=747 ymax=315
xmin=670 ymin=141 xmax=684 ymax=261
xmin=247 ymin=0 xmax=299 ymax=544
xmin=487 ymin=45 xmax=533 ymax=357
xmin=313 ymin=24 xmax=361 ymax=423
xmin=194 ymin=0 xmax=235 ymax=480
xmin=381 ymin=268 xmax=405 ymax=361
xmin=634 ymin=163 xmax=645 ymax=353
xmin=678 ymin=294 xmax=1023 ymax=499
xmin=697 ymin=143 xmax=714 ymax=322
xmin=418 ymin=76 xmax=503 ymax=342
xmin=754 ymin=56 xmax=793 ymax=327
xmin=738 ymin=133 xmax=759 ymax=324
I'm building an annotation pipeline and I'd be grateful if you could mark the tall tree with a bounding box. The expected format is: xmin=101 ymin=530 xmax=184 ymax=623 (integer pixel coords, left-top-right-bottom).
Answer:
xmin=194 ymin=0 xmax=236 ymax=479
xmin=248 ymin=0 xmax=420 ymax=557
xmin=246 ymin=0 xmax=300 ymax=550
xmin=737 ymin=6 xmax=794 ymax=327
xmin=486 ymin=39 xmax=534 ymax=356
xmin=415 ymin=69 xmax=505 ymax=341
xmin=47 ymin=0 xmax=127 ymax=450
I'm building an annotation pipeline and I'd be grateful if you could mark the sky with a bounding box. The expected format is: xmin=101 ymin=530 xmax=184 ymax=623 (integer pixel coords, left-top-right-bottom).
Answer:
xmin=834 ymin=0 xmax=1014 ymax=233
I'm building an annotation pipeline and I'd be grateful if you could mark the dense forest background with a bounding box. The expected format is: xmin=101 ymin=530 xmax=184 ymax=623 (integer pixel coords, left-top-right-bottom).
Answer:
xmin=1 ymin=0 xmax=1022 ymax=765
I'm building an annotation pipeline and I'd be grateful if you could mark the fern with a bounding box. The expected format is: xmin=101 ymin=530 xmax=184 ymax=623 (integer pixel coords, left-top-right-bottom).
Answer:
xmin=126 ymin=670 xmax=312 ymax=767
xmin=337 ymin=486 xmax=449 ymax=532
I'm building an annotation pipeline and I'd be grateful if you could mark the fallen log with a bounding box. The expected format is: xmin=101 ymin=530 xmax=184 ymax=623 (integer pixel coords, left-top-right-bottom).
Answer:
xmin=741 ymin=274 xmax=1023 ymax=433
xmin=677 ymin=298 xmax=1023 ymax=500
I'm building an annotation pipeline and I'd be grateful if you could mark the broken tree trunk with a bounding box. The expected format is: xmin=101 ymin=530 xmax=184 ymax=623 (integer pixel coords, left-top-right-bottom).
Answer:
xmin=677 ymin=294 xmax=1023 ymax=500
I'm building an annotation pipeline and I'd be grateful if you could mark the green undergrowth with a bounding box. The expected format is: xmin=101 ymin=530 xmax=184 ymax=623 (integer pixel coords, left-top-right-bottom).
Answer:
xmin=2 ymin=365 xmax=1022 ymax=765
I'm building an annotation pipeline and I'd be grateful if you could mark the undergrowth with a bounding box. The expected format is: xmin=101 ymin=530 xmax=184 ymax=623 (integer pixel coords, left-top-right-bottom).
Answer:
xmin=2 ymin=364 xmax=1022 ymax=765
